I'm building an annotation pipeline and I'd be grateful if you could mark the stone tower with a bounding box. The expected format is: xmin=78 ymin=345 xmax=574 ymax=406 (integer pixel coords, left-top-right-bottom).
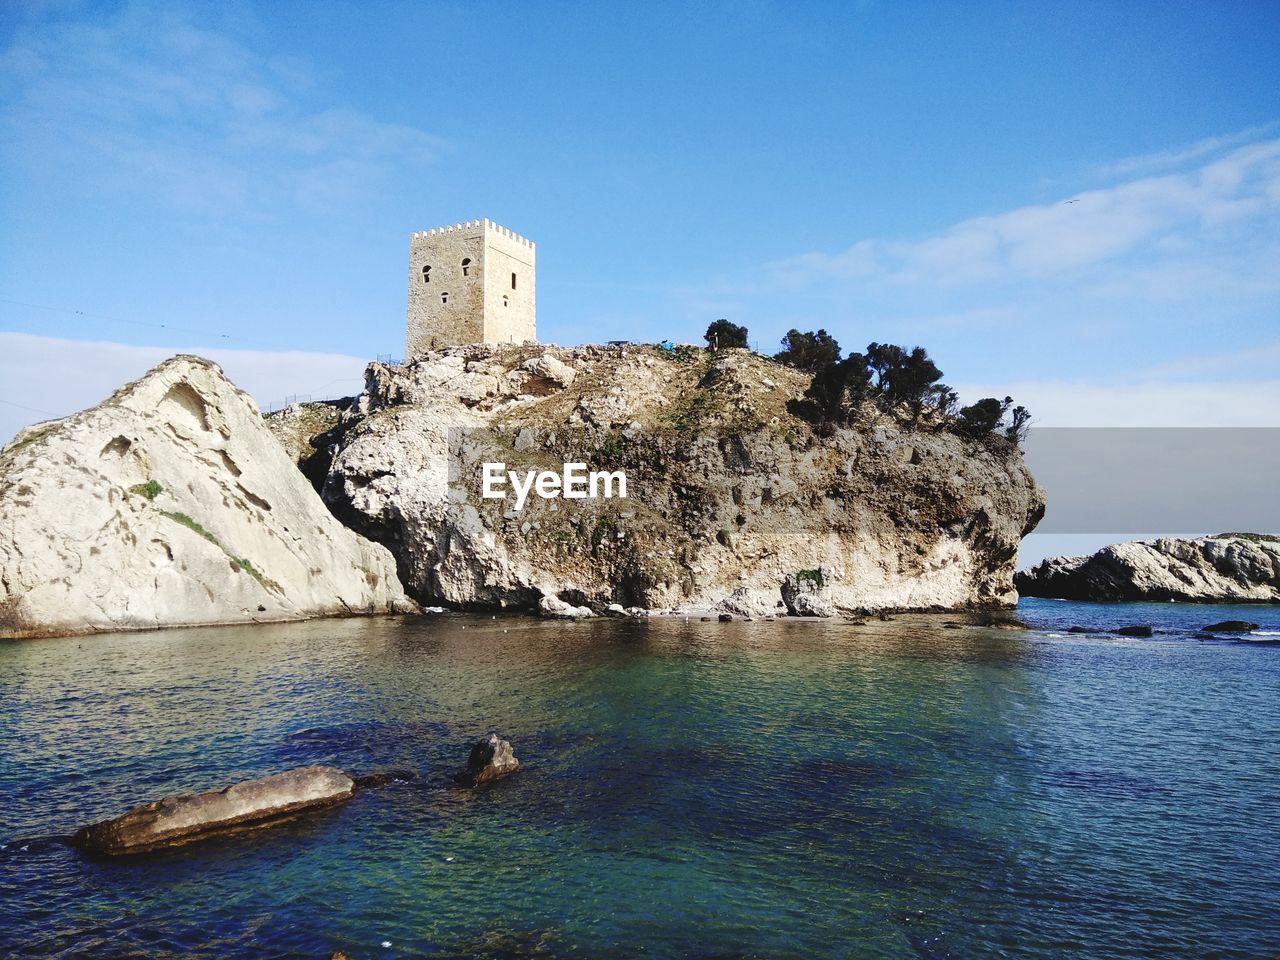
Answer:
xmin=405 ymin=219 xmax=536 ymax=357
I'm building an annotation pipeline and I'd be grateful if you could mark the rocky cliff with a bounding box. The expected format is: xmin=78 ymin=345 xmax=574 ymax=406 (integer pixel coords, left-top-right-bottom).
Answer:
xmin=1015 ymin=534 xmax=1280 ymax=603
xmin=0 ymin=356 xmax=411 ymax=639
xmin=271 ymin=343 xmax=1045 ymax=615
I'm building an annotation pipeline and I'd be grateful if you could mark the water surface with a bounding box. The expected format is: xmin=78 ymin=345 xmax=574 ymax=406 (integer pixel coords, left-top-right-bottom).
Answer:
xmin=2 ymin=599 xmax=1278 ymax=959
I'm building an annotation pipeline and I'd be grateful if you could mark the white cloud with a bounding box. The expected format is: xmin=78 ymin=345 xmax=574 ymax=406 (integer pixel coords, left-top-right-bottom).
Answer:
xmin=1091 ymin=122 xmax=1280 ymax=180
xmin=0 ymin=332 xmax=368 ymax=443
xmin=764 ymin=138 xmax=1280 ymax=293
xmin=0 ymin=1 xmax=446 ymax=217
xmin=951 ymin=379 xmax=1280 ymax=428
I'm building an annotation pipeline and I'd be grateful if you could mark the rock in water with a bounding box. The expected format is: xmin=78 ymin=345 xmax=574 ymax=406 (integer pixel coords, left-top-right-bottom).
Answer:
xmin=1112 ymin=625 xmax=1155 ymax=637
xmin=454 ymin=734 xmax=520 ymax=786
xmin=781 ymin=568 xmax=836 ymax=617
xmin=538 ymin=594 xmax=595 ymax=618
xmin=1202 ymin=620 xmax=1260 ymax=633
xmin=1015 ymin=535 xmax=1280 ymax=603
xmin=74 ymin=766 xmax=355 ymax=855
xmin=0 ymin=356 xmax=412 ymax=639
xmin=715 ymin=587 xmax=778 ymax=619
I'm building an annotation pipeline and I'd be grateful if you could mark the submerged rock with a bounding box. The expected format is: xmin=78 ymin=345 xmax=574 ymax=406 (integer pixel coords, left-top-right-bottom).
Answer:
xmin=0 ymin=356 xmax=412 ymax=640
xmin=1112 ymin=625 xmax=1155 ymax=638
xmin=1015 ymin=535 xmax=1280 ymax=603
xmin=74 ymin=766 xmax=355 ymax=855
xmin=352 ymin=769 xmax=419 ymax=789
xmin=1202 ymin=620 xmax=1260 ymax=633
xmin=453 ymin=734 xmax=520 ymax=786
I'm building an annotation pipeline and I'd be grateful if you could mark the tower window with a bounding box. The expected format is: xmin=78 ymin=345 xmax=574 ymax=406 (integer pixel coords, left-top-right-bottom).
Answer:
xmin=502 ymin=295 xmax=509 ymax=308
xmin=422 ymin=265 xmax=431 ymax=283
xmin=441 ymin=292 xmax=449 ymax=304
xmin=511 ymin=272 xmax=517 ymax=290
xmin=461 ymin=257 xmax=471 ymax=277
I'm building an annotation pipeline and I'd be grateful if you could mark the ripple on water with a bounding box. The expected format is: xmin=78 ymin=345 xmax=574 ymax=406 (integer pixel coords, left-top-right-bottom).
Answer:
xmin=1 ymin=609 xmax=1278 ymax=959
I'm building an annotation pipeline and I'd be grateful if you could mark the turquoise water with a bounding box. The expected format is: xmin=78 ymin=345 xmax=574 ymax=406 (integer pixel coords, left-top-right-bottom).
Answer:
xmin=2 ymin=599 xmax=1279 ymax=959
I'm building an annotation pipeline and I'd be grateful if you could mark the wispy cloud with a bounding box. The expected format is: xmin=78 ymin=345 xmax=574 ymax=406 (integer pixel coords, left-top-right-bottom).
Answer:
xmin=0 ymin=1 xmax=446 ymax=218
xmin=0 ymin=332 xmax=368 ymax=444
xmin=1090 ymin=122 xmax=1280 ymax=180
xmin=764 ymin=138 xmax=1280 ymax=293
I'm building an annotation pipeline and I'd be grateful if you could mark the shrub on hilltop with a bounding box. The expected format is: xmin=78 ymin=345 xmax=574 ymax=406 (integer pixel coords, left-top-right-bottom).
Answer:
xmin=775 ymin=328 xmax=841 ymax=372
xmin=779 ymin=332 xmax=1031 ymax=444
xmin=705 ymin=319 xmax=749 ymax=349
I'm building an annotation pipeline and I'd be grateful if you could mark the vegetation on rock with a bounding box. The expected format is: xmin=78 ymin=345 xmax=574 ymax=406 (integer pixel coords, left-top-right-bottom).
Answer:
xmin=704 ymin=319 xmax=749 ymax=349
xmin=774 ymin=329 xmax=1031 ymax=444
xmin=129 ymin=480 xmax=163 ymax=500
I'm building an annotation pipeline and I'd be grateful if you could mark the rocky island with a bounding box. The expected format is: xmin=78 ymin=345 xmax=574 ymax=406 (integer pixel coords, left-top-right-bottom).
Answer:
xmin=271 ymin=342 xmax=1045 ymax=617
xmin=1015 ymin=534 xmax=1280 ymax=603
xmin=1 ymin=341 xmax=1045 ymax=639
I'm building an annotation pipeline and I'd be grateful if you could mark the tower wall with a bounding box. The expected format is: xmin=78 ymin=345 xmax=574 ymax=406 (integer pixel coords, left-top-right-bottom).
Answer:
xmin=405 ymin=222 xmax=486 ymax=358
xmin=481 ymin=222 xmax=536 ymax=346
xmin=405 ymin=219 xmax=537 ymax=357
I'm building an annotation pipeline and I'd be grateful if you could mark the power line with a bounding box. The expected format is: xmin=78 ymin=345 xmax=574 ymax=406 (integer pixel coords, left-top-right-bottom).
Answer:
xmin=0 ymin=295 xmax=343 ymax=354
xmin=0 ymin=398 xmax=57 ymax=416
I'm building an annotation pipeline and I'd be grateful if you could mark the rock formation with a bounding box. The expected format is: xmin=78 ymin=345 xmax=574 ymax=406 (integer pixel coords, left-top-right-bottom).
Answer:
xmin=453 ymin=734 xmax=520 ymax=786
xmin=1202 ymin=620 xmax=1259 ymax=633
xmin=1015 ymin=534 xmax=1280 ymax=603
xmin=268 ymin=344 xmax=1044 ymax=615
xmin=74 ymin=765 xmax=356 ymax=854
xmin=780 ymin=568 xmax=836 ymax=617
xmin=0 ymin=356 xmax=412 ymax=639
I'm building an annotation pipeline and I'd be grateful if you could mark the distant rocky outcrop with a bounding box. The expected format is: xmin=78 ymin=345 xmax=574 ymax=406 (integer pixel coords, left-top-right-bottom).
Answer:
xmin=0 ymin=356 xmax=412 ymax=639
xmin=274 ymin=344 xmax=1044 ymax=615
xmin=1016 ymin=534 xmax=1280 ymax=603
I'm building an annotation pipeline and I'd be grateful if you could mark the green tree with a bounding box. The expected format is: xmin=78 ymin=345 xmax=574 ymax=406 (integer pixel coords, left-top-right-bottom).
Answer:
xmin=792 ymin=351 xmax=872 ymax=427
xmin=705 ymin=319 xmax=748 ymax=349
xmin=1005 ymin=404 xmax=1032 ymax=443
xmin=957 ymin=397 xmax=1010 ymax=438
xmin=865 ymin=342 xmax=949 ymax=420
xmin=776 ymin=328 xmax=841 ymax=372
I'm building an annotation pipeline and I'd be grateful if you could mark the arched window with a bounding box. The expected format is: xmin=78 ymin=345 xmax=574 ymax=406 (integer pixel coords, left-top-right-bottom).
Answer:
xmin=422 ymin=265 xmax=431 ymax=283
xmin=461 ymin=257 xmax=471 ymax=277
xmin=511 ymin=272 xmax=517 ymax=290
xmin=441 ymin=292 xmax=449 ymax=304
xmin=502 ymin=295 xmax=509 ymax=308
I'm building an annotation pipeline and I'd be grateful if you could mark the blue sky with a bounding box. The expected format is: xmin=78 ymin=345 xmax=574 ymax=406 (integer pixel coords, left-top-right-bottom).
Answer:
xmin=1 ymin=0 xmax=1278 ymax=560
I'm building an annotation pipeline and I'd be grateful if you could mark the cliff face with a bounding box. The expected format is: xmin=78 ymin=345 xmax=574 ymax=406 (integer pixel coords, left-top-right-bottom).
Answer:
xmin=0 ymin=356 xmax=411 ymax=639
xmin=1015 ymin=535 xmax=1280 ymax=603
xmin=276 ymin=344 xmax=1045 ymax=614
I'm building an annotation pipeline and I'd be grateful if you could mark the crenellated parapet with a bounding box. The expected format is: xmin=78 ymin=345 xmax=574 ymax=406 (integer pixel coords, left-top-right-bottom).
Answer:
xmin=405 ymin=218 xmax=537 ymax=355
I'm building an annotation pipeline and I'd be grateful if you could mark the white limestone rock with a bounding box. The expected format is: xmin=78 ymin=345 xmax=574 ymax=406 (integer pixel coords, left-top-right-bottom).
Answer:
xmin=0 ymin=356 xmax=412 ymax=639
xmin=1015 ymin=535 xmax=1280 ymax=602
xmin=538 ymin=594 xmax=595 ymax=618
xmin=715 ymin=587 xmax=779 ymax=619
xmin=520 ymin=354 xmax=576 ymax=387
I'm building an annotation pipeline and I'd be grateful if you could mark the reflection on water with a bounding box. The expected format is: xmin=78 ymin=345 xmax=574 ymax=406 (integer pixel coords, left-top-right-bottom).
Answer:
xmin=1 ymin=603 xmax=1279 ymax=959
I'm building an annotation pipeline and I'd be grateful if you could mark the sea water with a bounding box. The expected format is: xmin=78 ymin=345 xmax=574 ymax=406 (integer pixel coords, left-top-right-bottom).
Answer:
xmin=1 ymin=599 xmax=1278 ymax=959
